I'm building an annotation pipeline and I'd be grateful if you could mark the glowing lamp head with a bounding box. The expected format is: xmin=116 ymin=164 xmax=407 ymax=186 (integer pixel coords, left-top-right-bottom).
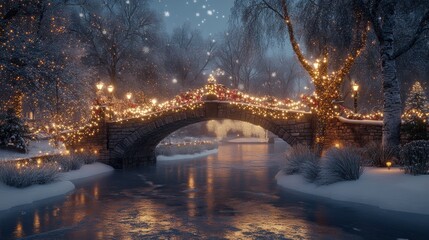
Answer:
xmin=126 ymin=92 xmax=132 ymax=100
xmin=107 ymin=85 xmax=114 ymax=93
xmin=352 ymin=82 xmax=359 ymax=92
xmin=386 ymin=161 xmax=392 ymax=169
xmin=151 ymin=98 xmax=157 ymax=105
xmin=96 ymin=81 xmax=104 ymax=91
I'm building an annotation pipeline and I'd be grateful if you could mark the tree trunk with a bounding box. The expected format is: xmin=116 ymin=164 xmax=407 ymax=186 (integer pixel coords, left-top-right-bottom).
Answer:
xmin=381 ymin=0 xmax=401 ymax=148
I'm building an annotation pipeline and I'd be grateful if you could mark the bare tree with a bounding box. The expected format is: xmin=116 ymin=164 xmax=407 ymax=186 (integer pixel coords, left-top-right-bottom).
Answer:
xmin=358 ymin=0 xmax=429 ymax=148
xmin=215 ymin=24 xmax=261 ymax=91
xmin=164 ymin=23 xmax=216 ymax=88
xmin=69 ymin=0 xmax=160 ymax=87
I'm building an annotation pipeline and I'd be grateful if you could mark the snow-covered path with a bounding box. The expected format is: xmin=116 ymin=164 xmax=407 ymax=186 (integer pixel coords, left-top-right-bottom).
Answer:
xmin=276 ymin=167 xmax=429 ymax=215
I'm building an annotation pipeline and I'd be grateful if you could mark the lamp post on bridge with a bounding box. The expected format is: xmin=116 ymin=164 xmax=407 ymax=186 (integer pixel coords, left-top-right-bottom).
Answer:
xmin=352 ymin=82 xmax=359 ymax=113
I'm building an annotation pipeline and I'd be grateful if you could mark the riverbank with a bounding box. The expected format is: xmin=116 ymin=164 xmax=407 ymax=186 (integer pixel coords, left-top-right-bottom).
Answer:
xmin=157 ymin=148 xmax=218 ymax=161
xmin=0 ymin=163 xmax=113 ymax=211
xmin=276 ymin=167 xmax=429 ymax=215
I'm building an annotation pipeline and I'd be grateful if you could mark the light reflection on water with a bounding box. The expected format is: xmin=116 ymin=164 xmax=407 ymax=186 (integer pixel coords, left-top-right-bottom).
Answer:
xmin=1 ymin=142 xmax=429 ymax=239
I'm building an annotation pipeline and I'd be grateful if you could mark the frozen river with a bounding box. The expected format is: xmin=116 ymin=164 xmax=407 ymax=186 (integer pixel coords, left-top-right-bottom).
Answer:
xmin=1 ymin=142 xmax=429 ymax=239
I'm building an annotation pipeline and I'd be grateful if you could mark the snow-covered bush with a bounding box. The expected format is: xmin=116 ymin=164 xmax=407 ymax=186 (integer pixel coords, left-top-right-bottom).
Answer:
xmin=0 ymin=162 xmax=59 ymax=188
xmin=46 ymin=155 xmax=83 ymax=172
xmin=301 ymin=158 xmax=320 ymax=183
xmin=399 ymin=140 xmax=429 ymax=175
xmin=318 ymin=147 xmax=364 ymax=185
xmin=0 ymin=110 xmax=30 ymax=153
xmin=283 ymin=145 xmax=317 ymax=175
xmin=362 ymin=142 xmax=398 ymax=167
xmin=77 ymin=153 xmax=98 ymax=164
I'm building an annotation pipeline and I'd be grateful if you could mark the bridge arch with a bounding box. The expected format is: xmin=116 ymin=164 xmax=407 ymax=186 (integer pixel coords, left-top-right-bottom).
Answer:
xmin=106 ymin=102 xmax=315 ymax=168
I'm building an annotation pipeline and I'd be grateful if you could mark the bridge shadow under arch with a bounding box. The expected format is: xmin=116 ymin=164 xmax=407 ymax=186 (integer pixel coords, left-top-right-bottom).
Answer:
xmin=107 ymin=102 xmax=315 ymax=168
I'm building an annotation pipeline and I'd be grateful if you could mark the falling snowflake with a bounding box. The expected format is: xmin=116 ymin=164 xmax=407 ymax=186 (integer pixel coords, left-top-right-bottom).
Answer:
xmin=172 ymin=78 xmax=178 ymax=84
xmin=164 ymin=11 xmax=170 ymax=17
xmin=79 ymin=13 xmax=84 ymax=18
xmin=143 ymin=46 xmax=150 ymax=53
xmin=207 ymin=10 xmax=213 ymax=15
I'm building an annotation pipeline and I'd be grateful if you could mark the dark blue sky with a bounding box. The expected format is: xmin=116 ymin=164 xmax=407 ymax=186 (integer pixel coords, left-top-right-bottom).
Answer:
xmin=151 ymin=0 xmax=234 ymax=37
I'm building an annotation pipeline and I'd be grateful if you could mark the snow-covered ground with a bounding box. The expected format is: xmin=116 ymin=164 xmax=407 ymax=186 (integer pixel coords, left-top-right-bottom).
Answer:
xmin=0 ymin=140 xmax=63 ymax=161
xmin=276 ymin=167 xmax=429 ymax=215
xmin=157 ymin=148 xmax=218 ymax=161
xmin=0 ymin=163 xmax=114 ymax=211
xmin=228 ymin=137 xmax=268 ymax=143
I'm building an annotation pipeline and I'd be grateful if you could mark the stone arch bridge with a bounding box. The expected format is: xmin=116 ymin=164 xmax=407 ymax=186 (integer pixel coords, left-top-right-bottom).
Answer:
xmin=68 ymin=99 xmax=388 ymax=169
xmin=71 ymin=102 xmax=314 ymax=168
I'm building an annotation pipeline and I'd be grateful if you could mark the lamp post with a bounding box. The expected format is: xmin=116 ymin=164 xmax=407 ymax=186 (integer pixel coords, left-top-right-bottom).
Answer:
xmin=107 ymin=85 xmax=114 ymax=120
xmin=352 ymin=82 xmax=359 ymax=113
xmin=126 ymin=92 xmax=132 ymax=101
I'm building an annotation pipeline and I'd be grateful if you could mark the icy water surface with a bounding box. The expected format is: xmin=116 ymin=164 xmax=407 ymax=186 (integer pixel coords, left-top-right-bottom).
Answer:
xmin=1 ymin=142 xmax=429 ymax=239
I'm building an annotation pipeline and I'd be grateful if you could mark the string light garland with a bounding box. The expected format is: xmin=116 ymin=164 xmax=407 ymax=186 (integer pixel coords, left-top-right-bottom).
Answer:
xmin=63 ymin=75 xmax=310 ymax=146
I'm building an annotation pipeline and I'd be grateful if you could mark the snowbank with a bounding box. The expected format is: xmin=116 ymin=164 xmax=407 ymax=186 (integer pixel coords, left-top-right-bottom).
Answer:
xmin=0 ymin=163 xmax=114 ymax=211
xmin=228 ymin=137 xmax=268 ymax=143
xmin=276 ymin=167 xmax=429 ymax=215
xmin=61 ymin=162 xmax=114 ymax=181
xmin=0 ymin=140 xmax=63 ymax=161
xmin=157 ymin=148 xmax=218 ymax=161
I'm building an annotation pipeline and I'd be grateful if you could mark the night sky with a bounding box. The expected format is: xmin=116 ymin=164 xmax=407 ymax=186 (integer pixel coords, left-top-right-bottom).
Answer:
xmin=151 ymin=0 xmax=234 ymax=37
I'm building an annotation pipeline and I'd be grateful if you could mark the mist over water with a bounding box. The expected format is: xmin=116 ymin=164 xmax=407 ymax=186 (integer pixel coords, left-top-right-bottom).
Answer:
xmin=206 ymin=120 xmax=266 ymax=139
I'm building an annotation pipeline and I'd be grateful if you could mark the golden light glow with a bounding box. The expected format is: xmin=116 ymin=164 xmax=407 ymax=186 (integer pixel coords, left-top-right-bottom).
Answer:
xmin=96 ymin=82 xmax=104 ymax=91
xmin=386 ymin=161 xmax=392 ymax=169
xmin=107 ymin=85 xmax=114 ymax=93
xmin=126 ymin=92 xmax=132 ymax=100
xmin=352 ymin=82 xmax=359 ymax=92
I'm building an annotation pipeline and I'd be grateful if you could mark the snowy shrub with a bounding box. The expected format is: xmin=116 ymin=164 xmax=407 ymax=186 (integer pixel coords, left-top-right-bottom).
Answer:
xmin=362 ymin=142 xmax=398 ymax=167
xmin=73 ymin=153 xmax=98 ymax=164
xmin=318 ymin=147 xmax=364 ymax=185
xmin=0 ymin=162 xmax=59 ymax=188
xmin=283 ymin=145 xmax=317 ymax=175
xmin=46 ymin=155 xmax=83 ymax=172
xmin=399 ymin=140 xmax=429 ymax=175
xmin=301 ymin=158 xmax=320 ymax=183
xmin=0 ymin=110 xmax=30 ymax=153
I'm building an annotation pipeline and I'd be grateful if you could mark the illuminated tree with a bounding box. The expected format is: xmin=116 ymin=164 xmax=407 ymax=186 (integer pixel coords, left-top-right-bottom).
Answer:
xmin=234 ymin=0 xmax=368 ymax=151
xmin=402 ymin=81 xmax=428 ymax=141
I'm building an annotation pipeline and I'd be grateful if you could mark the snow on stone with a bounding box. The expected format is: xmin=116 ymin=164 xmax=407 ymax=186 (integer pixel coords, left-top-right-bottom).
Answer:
xmin=337 ymin=116 xmax=383 ymax=126
xmin=276 ymin=167 xmax=429 ymax=215
xmin=0 ymin=140 xmax=63 ymax=161
xmin=0 ymin=163 xmax=114 ymax=211
xmin=157 ymin=148 xmax=218 ymax=161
